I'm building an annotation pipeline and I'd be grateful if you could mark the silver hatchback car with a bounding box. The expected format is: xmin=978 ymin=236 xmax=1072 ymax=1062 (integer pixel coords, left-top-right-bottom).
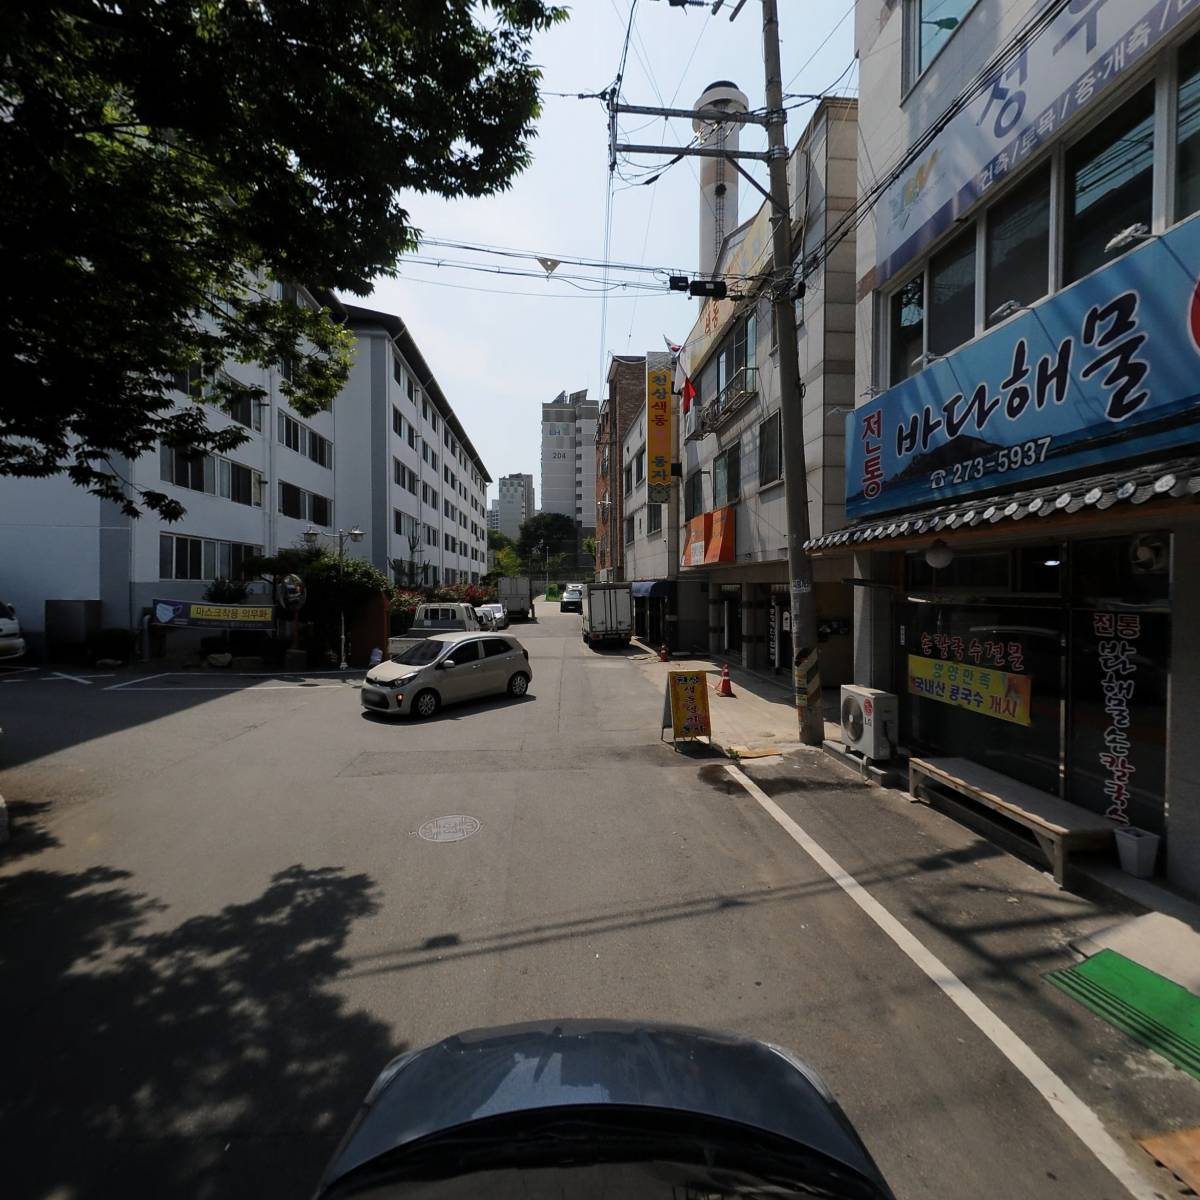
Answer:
xmin=361 ymin=631 xmax=532 ymax=718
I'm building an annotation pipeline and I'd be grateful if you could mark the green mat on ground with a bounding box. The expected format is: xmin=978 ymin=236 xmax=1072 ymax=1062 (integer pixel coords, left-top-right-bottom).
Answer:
xmin=1046 ymin=949 xmax=1200 ymax=1081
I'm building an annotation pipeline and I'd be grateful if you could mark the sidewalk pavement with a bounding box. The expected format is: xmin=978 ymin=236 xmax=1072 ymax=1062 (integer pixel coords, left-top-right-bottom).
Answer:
xmin=629 ymin=639 xmax=841 ymax=756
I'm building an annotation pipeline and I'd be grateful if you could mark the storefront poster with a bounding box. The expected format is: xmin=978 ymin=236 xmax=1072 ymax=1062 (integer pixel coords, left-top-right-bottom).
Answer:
xmin=874 ymin=0 xmax=1195 ymax=284
xmin=1068 ymin=610 xmax=1168 ymax=835
xmin=152 ymin=599 xmax=274 ymax=630
xmin=847 ymin=217 xmax=1200 ymax=519
xmin=907 ymin=654 xmax=1032 ymax=726
xmin=663 ymin=670 xmax=712 ymax=741
xmin=646 ymin=353 xmax=673 ymax=504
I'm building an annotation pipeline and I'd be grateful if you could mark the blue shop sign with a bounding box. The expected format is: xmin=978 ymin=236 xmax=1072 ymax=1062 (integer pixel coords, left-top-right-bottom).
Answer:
xmin=846 ymin=217 xmax=1200 ymax=520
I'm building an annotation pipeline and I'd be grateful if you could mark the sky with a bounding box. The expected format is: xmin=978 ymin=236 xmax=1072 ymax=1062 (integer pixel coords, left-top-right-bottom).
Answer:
xmin=360 ymin=0 xmax=857 ymax=509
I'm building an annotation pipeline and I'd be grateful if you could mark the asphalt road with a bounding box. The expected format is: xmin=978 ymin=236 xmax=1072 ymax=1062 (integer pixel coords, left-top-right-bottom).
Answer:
xmin=1 ymin=604 xmax=1196 ymax=1199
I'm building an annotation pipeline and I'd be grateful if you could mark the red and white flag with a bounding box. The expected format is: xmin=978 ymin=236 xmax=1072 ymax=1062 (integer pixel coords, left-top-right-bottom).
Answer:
xmin=663 ymin=335 xmax=682 ymax=355
xmin=682 ymin=375 xmax=696 ymax=415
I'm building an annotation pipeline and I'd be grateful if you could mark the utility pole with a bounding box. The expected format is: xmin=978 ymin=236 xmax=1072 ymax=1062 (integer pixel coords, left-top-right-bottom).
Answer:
xmin=612 ymin=0 xmax=823 ymax=743
xmin=760 ymin=0 xmax=823 ymax=744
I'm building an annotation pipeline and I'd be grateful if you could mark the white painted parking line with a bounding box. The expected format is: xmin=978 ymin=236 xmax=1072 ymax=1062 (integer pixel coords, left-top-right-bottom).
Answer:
xmin=722 ymin=762 xmax=1157 ymax=1200
xmin=124 ymin=684 xmax=347 ymax=692
xmin=104 ymin=673 xmax=172 ymax=691
xmin=50 ymin=671 xmax=93 ymax=685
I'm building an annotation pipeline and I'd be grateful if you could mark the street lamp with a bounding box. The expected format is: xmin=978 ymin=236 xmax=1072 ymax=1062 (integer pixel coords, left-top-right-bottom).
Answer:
xmin=302 ymin=524 xmax=364 ymax=669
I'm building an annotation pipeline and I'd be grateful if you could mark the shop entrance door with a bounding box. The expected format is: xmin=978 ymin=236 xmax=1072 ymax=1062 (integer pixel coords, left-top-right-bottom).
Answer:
xmin=723 ymin=594 xmax=742 ymax=654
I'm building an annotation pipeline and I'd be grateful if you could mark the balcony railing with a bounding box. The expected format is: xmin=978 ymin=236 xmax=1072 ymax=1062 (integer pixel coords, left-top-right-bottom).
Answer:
xmin=704 ymin=366 xmax=758 ymax=434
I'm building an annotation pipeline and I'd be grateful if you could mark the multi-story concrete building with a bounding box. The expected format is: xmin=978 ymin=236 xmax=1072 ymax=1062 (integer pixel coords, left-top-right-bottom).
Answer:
xmin=494 ymin=473 xmax=535 ymax=541
xmin=541 ymin=388 xmax=598 ymax=535
xmin=810 ymin=0 xmax=1200 ymax=894
xmin=675 ymin=96 xmax=857 ymax=680
xmin=595 ymin=355 xmax=646 ymax=581
xmin=487 ymin=501 xmax=500 ymax=532
xmin=340 ymin=306 xmax=490 ymax=590
xmin=0 ymin=292 xmax=490 ymax=651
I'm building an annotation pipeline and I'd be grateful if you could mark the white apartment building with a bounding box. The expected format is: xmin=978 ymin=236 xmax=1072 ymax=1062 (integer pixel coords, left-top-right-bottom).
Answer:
xmin=0 ymin=290 xmax=489 ymax=651
xmin=341 ymin=306 xmax=490 ymax=590
xmin=487 ymin=500 xmax=500 ymax=532
xmin=540 ymin=389 xmax=598 ymax=533
xmin=495 ymin=472 xmax=535 ymax=541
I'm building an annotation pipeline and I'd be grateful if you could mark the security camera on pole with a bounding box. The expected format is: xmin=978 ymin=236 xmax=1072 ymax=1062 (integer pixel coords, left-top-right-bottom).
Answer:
xmin=609 ymin=0 xmax=823 ymax=744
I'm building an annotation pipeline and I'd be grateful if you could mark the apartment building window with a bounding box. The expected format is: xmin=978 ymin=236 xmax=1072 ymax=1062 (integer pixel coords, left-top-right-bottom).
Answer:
xmin=278 ymin=412 xmax=332 ymax=467
xmin=227 ymin=389 xmax=262 ymax=432
xmin=444 ymin=465 xmax=450 ymax=485
xmin=444 ymin=532 xmax=454 ymax=551
xmin=393 ymin=359 xmax=405 ymax=390
xmin=713 ymin=442 xmax=740 ymax=507
xmin=624 ymin=514 xmax=635 ymax=544
xmin=161 ymin=446 xmax=214 ymax=493
xmin=634 ymin=445 xmax=645 ymax=485
xmin=889 ymin=276 xmax=925 ymax=385
xmin=685 ymin=471 xmax=704 ymax=520
xmin=1064 ymin=85 xmax=1155 ymax=285
xmin=647 ymin=503 xmax=662 ymax=534
xmin=159 ymin=533 xmax=259 ymax=580
xmin=444 ymin=498 xmax=453 ymax=519
xmin=422 ymin=441 xmax=429 ymax=463
xmin=407 ymin=424 xmax=416 ymax=450
xmin=985 ymin=164 xmax=1051 ymax=327
xmin=927 ymin=228 xmax=975 ymax=357
xmin=623 ymin=461 xmax=634 ymax=495
xmin=431 ymin=451 xmax=439 ymax=471
xmin=759 ymin=411 xmax=782 ymax=485
xmin=422 ymin=399 xmax=428 ymax=421
xmin=460 ymin=540 xmax=467 ymax=556
xmin=1178 ymin=35 xmax=1200 ymax=220
xmin=394 ymin=509 xmax=421 ymax=539
xmin=229 ymin=462 xmax=262 ymax=507
xmin=392 ymin=407 xmax=404 ymax=438
xmin=431 ymin=410 xmax=439 ymax=433
xmin=425 ymin=525 xmax=437 ymax=547
xmin=407 ymin=375 xmax=416 ymax=403
xmin=279 ymin=481 xmax=331 ymax=526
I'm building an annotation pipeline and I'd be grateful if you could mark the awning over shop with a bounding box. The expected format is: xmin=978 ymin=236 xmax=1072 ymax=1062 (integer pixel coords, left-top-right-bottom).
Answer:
xmin=805 ymin=456 xmax=1200 ymax=554
xmin=631 ymin=580 xmax=673 ymax=598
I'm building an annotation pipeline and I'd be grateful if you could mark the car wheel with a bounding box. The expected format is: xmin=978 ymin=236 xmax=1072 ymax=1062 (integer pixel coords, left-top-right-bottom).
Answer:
xmin=508 ymin=672 xmax=530 ymax=697
xmin=412 ymin=689 xmax=439 ymax=719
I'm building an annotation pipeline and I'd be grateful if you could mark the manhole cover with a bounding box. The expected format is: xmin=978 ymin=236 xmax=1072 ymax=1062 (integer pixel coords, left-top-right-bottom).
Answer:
xmin=418 ymin=815 xmax=481 ymax=843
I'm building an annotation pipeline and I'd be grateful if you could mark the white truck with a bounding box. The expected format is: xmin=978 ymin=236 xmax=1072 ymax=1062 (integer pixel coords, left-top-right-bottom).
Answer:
xmin=387 ymin=603 xmax=481 ymax=658
xmin=498 ymin=576 xmax=535 ymax=622
xmin=581 ymin=583 xmax=633 ymax=648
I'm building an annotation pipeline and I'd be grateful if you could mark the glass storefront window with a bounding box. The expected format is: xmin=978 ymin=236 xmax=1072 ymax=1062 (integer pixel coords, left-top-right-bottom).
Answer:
xmin=985 ymin=166 xmax=1050 ymax=325
xmin=1070 ymin=534 xmax=1169 ymax=606
xmin=928 ymin=228 xmax=976 ymax=355
xmin=1177 ymin=35 xmax=1200 ymax=222
xmin=1064 ymin=86 xmax=1154 ymax=284
xmin=905 ymin=549 xmax=1010 ymax=592
xmin=900 ymin=603 xmax=1063 ymax=795
xmin=889 ymin=276 xmax=925 ymax=384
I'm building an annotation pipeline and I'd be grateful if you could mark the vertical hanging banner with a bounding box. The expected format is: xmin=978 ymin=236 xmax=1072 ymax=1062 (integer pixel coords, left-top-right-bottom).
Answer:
xmin=646 ymin=351 xmax=673 ymax=504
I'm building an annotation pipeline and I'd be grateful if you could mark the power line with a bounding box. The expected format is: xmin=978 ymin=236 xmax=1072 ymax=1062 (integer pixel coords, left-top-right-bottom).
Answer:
xmin=782 ymin=0 xmax=856 ymax=92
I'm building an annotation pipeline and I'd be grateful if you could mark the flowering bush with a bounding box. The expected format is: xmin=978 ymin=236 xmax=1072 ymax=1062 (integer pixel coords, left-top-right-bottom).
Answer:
xmin=432 ymin=583 xmax=497 ymax=607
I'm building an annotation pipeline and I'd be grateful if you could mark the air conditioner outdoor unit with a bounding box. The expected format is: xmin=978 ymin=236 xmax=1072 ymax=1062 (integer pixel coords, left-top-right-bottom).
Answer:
xmin=840 ymin=685 xmax=898 ymax=762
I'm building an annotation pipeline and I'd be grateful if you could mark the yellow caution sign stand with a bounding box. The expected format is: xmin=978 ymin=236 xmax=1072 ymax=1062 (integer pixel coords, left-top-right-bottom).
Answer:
xmin=661 ymin=670 xmax=713 ymax=750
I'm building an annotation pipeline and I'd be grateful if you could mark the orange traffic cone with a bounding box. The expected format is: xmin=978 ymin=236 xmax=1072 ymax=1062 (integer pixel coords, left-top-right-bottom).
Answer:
xmin=716 ymin=663 xmax=734 ymax=697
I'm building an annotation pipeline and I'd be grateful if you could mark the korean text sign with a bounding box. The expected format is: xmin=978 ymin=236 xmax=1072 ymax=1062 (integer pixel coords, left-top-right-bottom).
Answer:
xmin=152 ymin=599 xmax=275 ymax=630
xmin=846 ymin=218 xmax=1200 ymax=519
xmin=646 ymin=352 xmax=673 ymax=505
xmin=876 ymin=0 xmax=1195 ymax=282
xmin=667 ymin=671 xmax=712 ymax=740
xmin=907 ymin=654 xmax=1032 ymax=726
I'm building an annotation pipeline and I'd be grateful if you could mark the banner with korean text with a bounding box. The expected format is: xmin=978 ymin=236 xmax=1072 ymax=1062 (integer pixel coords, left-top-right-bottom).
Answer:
xmin=152 ymin=599 xmax=275 ymax=630
xmin=874 ymin=0 xmax=1196 ymax=284
xmin=847 ymin=217 xmax=1200 ymax=519
xmin=646 ymin=351 xmax=673 ymax=504
xmin=907 ymin=654 xmax=1032 ymax=726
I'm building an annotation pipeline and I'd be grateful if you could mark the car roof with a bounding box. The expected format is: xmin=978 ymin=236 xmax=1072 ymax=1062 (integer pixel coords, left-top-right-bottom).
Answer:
xmin=426 ymin=630 xmax=516 ymax=643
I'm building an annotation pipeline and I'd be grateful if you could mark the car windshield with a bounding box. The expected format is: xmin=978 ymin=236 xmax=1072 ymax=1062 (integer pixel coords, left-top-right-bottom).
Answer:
xmin=391 ymin=639 xmax=447 ymax=666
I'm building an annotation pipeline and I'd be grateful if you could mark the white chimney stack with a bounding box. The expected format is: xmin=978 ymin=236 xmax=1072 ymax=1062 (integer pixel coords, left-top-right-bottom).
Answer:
xmin=692 ymin=80 xmax=749 ymax=279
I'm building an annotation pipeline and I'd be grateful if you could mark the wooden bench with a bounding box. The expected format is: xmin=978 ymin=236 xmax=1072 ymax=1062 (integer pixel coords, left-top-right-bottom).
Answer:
xmin=908 ymin=756 xmax=1114 ymax=886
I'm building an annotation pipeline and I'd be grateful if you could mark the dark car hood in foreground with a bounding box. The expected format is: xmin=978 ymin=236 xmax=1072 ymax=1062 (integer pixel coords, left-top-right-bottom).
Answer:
xmin=318 ymin=1019 xmax=894 ymax=1198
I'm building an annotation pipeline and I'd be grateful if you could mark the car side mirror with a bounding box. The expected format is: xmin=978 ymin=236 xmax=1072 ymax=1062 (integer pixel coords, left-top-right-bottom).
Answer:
xmin=440 ymin=660 xmax=456 ymax=670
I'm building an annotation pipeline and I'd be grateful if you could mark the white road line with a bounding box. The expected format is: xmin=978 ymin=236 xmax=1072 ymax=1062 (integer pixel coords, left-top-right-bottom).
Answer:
xmin=114 ymin=684 xmax=347 ymax=692
xmin=51 ymin=671 xmax=93 ymax=685
xmin=723 ymin=762 xmax=1157 ymax=1200
xmin=104 ymin=672 xmax=171 ymax=691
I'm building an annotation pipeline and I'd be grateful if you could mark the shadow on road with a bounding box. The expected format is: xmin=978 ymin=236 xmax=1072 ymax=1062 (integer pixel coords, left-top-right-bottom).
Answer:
xmin=0 ymin=858 xmax=398 ymax=1200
